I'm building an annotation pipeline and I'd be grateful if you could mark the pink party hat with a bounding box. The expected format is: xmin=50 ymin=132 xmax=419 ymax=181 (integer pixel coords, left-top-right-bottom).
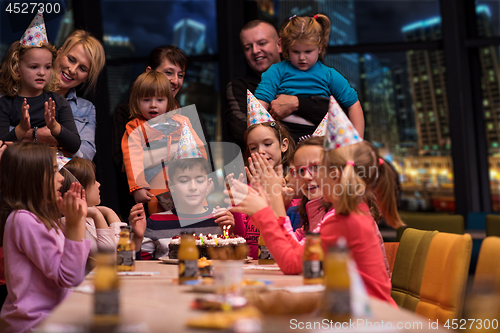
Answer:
xmin=323 ymin=96 xmax=362 ymax=150
xmin=20 ymin=13 xmax=48 ymax=46
xmin=247 ymin=90 xmax=274 ymax=127
xmin=174 ymin=122 xmax=203 ymax=160
xmin=312 ymin=112 xmax=328 ymax=136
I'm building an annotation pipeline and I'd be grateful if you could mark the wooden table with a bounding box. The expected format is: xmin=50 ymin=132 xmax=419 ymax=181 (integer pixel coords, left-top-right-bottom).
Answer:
xmin=36 ymin=261 xmax=449 ymax=333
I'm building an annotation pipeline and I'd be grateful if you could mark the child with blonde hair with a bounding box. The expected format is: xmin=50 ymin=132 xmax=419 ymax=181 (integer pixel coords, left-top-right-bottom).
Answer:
xmin=121 ymin=71 xmax=207 ymax=212
xmin=228 ymin=100 xmax=401 ymax=305
xmin=254 ymin=14 xmax=364 ymax=138
xmin=0 ymin=13 xmax=80 ymax=155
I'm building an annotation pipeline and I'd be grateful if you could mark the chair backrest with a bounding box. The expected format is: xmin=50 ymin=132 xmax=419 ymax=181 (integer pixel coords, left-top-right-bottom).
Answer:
xmin=473 ymin=236 xmax=500 ymax=291
xmin=391 ymin=228 xmax=438 ymax=311
xmin=416 ymin=232 xmax=472 ymax=321
xmin=383 ymin=242 xmax=399 ymax=277
xmin=486 ymin=215 xmax=500 ymax=237
xmin=396 ymin=214 xmax=464 ymax=241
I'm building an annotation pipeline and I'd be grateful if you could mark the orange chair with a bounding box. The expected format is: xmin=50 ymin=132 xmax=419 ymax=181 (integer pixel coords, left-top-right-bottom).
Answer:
xmin=416 ymin=232 xmax=472 ymax=321
xmin=383 ymin=242 xmax=399 ymax=277
xmin=473 ymin=236 xmax=500 ymax=291
xmin=390 ymin=228 xmax=437 ymax=311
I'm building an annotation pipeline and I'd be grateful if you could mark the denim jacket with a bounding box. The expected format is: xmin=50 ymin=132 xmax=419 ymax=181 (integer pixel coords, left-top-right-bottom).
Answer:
xmin=67 ymin=88 xmax=96 ymax=160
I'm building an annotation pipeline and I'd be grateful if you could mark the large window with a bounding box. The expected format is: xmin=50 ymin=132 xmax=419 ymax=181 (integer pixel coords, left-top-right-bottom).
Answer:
xmin=101 ymin=0 xmax=219 ymax=141
xmin=246 ymin=0 xmax=452 ymax=212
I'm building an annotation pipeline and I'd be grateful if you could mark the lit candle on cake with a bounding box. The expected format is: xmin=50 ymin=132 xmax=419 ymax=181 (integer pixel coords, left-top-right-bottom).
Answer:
xmin=226 ymin=225 xmax=231 ymax=239
xmin=199 ymin=233 xmax=204 ymax=245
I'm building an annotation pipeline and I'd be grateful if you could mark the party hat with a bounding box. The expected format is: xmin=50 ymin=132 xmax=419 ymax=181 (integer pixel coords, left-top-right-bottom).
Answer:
xmin=323 ymin=96 xmax=362 ymax=150
xmin=312 ymin=112 xmax=328 ymax=136
xmin=56 ymin=156 xmax=71 ymax=170
xmin=20 ymin=13 xmax=48 ymax=46
xmin=174 ymin=122 xmax=203 ymax=160
xmin=247 ymin=90 xmax=274 ymax=127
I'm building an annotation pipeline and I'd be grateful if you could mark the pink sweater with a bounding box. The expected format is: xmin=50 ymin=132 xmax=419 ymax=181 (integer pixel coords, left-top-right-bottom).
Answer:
xmin=0 ymin=210 xmax=90 ymax=333
xmin=250 ymin=203 xmax=396 ymax=306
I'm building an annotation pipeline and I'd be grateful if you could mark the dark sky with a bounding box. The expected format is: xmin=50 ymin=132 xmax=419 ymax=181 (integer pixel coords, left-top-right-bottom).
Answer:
xmin=101 ymin=0 xmax=218 ymax=57
xmin=355 ymin=0 xmax=441 ymax=44
xmin=1 ymin=1 xmax=499 ymax=65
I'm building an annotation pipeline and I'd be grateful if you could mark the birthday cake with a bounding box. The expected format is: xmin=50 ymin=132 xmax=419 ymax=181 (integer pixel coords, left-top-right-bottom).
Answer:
xmin=168 ymin=234 xmax=247 ymax=259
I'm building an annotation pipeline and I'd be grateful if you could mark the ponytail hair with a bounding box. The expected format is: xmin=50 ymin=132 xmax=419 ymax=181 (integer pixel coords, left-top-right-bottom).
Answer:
xmin=375 ymin=159 xmax=404 ymax=229
xmin=279 ymin=13 xmax=330 ymax=60
xmin=323 ymin=141 xmax=404 ymax=228
xmin=243 ymin=121 xmax=295 ymax=169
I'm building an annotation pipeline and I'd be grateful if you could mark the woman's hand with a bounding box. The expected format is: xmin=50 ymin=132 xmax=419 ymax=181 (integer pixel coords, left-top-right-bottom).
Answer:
xmin=15 ymin=99 xmax=30 ymax=140
xmin=214 ymin=206 xmax=235 ymax=232
xmin=45 ymin=98 xmax=61 ymax=136
xmin=225 ymin=179 xmax=270 ymax=216
xmin=61 ymin=183 xmax=87 ymax=241
xmin=129 ymin=203 xmax=146 ymax=251
xmin=133 ymin=188 xmax=154 ymax=203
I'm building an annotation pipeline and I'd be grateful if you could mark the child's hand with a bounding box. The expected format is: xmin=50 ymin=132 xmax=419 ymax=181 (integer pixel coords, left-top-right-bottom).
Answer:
xmin=248 ymin=153 xmax=283 ymax=196
xmin=129 ymin=203 xmax=146 ymax=250
xmin=15 ymin=99 xmax=30 ymax=140
xmin=44 ymin=98 xmax=61 ymax=136
xmin=214 ymin=206 xmax=235 ymax=232
xmin=282 ymin=179 xmax=296 ymax=207
xmin=225 ymin=173 xmax=245 ymax=188
xmin=133 ymin=188 xmax=154 ymax=203
xmin=61 ymin=183 xmax=87 ymax=241
xmin=225 ymin=179 xmax=270 ymax=216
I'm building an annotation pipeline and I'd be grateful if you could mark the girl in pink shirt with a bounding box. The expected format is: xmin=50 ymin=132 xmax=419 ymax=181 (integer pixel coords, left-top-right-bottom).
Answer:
xmin=0 ymin=142 xmax=90 ymax=333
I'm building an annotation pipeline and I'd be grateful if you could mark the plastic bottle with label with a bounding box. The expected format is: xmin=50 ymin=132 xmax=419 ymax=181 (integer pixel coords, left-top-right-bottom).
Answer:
xmin=321 ymin=237 xmax=351 ymax=322
xmin=117 ymin=226 xmax=135 ymax=271
xmin=178 ymin=232 xmax=199 ymax=284
xmin=93 ymin=248 xmax=120 ymax=326
xmin=258 ymin=233 xmax=274 ymax=265
xmin=303 ymin=232 xmax=324 ymax=285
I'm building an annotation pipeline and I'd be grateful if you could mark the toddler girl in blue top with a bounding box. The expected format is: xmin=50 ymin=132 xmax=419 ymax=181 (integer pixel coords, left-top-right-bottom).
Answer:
xmin=254 ymin=14 xmax=365 ymax=138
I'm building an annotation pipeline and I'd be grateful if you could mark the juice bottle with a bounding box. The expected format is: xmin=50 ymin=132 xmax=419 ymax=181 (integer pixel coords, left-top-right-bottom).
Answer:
xmin=258 ymin=233 xmax=274 ymax=265
xmin=93 ymin=248 xmax=120 ymax=326
xmin=303 ymin=232 xmax=324 ymax=285
xmin=321 ymin=237 xmax=351 ymax=322
xmin=117 ymin=226 xmax=135 ymax=271
xmin=178 ymin=232 xmax=199 ymax=284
